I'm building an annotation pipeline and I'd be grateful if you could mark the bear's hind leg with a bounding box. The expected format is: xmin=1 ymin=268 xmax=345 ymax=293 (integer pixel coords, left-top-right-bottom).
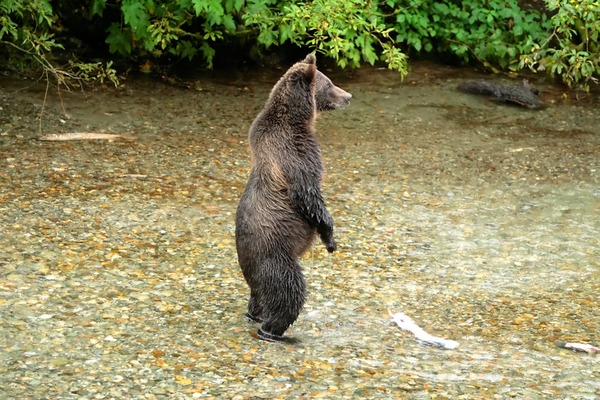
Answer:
xmin=258 ymin=258 xmax=306 ymax=342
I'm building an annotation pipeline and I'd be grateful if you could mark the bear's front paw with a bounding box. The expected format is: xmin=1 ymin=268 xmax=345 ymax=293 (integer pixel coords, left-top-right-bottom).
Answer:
xmin=319 ymin=225 xmax=336 ymax=253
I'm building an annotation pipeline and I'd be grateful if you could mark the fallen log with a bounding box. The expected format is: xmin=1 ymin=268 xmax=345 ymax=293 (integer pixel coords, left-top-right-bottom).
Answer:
xmin=458 ymin=80 xmax=542 ymax=109
xmin=40 ymin=133 xmax=134 ymax=141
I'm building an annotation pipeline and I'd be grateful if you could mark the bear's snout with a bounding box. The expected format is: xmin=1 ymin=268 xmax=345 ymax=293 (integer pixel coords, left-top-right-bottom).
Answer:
xmin=335 ymin=87 xmax=352 ymax=109
xmin=342 ymin=91 xmax=352 ymax=104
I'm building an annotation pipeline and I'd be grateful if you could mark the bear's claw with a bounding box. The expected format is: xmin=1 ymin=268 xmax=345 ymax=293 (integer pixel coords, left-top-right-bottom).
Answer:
xmin=245 ymin=313 xmax=263 ymax=323
xmin=257 ymin=328 xmax=286 ymax=342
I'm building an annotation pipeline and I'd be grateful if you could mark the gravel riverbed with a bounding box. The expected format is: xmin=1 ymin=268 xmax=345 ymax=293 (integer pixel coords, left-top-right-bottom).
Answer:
xmin=1 ymin=64 xmax=599 ymax=399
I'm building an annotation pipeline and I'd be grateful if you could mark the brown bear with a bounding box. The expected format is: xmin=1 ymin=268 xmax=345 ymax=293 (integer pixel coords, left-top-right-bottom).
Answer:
xmin=235 ymin=54 xmax=352 ymax=342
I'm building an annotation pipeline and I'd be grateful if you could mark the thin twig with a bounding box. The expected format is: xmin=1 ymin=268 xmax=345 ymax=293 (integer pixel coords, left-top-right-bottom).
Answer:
xmin=40 ymin=70 xmax=50 ymax=135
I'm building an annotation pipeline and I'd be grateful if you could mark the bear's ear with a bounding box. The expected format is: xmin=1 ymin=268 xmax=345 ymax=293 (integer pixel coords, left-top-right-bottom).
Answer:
xmin=303 ymin=54 xmax=316 ymax=65
xmin=287 ymin=56 xmax=316 ymax=87
xmin=302 ymin=62 xmax=316 ymax=82
xmin=290 ymin=64 xmax=315 ymax=88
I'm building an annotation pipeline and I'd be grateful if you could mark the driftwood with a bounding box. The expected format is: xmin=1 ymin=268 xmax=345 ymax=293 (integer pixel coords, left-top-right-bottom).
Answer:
xmin=40 ymin=133 xmax=134 ymax=141
xmin=458 ymin=80 xmax=542 ymax=109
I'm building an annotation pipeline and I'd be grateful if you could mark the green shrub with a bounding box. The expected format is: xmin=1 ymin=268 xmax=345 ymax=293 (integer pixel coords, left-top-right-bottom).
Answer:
xmin=1 ymin=0 xmax=598 ymax=90
xmin=0 ymin=0 xmax=61 ymax=69
xmin=242 ymin=0 xmax=408 ymax=75
xmin=385 ymin=0 xmax=550 ymax=72
xmin=0 ymin=0 xmax=118 ymax=87
xmin=520 ymin=0 xmax=599 ymax=91
xmin=95 ymin=0 xmax=247 ymax=69
xmin=93 ymin=0 xmax=408 ymax=75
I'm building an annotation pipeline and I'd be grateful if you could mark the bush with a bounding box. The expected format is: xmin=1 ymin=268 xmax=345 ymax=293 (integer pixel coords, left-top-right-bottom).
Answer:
xmin=242 ymin=0 xmax=408 ymax=75
xmin=95 ymin=0 xmax=248 ymax=69
xmin=1 ymin=0 xmax=62 ymax=70
xmin=520 ymin=0 xmax=599 ymax=91
xmin=0 ymin=0 xmax=118 ymax=87
xmin=385 ymin=0 xmax=550 ymax=72
xmin=90 ymin=0 xmax=408 ymax=75
xmin=1 ymin=0 xmax=598 ymax=90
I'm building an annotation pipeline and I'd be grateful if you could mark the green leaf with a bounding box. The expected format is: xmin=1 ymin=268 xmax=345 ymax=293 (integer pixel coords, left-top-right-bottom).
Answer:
xmin=203 ymin=0 xmax=224 ymax=24
xmin=106 ymin=23 xmax=132 ymax=55
xmin=90 ymin=0 xmax=106 ymax=18
xmin=257 ymin=28 xmax=276 ymax=48
xmin=191 ymin=0 xmax=206 ymax=16
xmin=363 ymin=44 xmax=377 ymax=65
xmin=200 ymin=42 xmax=216 ymax=68
xmin=513 ymin=25 xmax=523 ymax=36
xmin=225 ymin=0 xmax=245 ymax=12
xmin=180 ymin=40 xmax=197 ymax=61
xmin=496 ymin=45 xmax=506 ymax=59
xmin=434 ymin=3 xmax=449 ymax=14
xmin=413 ymin=38 xmax=422 ymax=52
xmin=122 ymin=0 xmax=148 ymax=37
xmin=279 ymin=25 xmax=293 ymax=44
xmin=0 ymin=18 xmax=19 ymax=41
xmin=222 ymin=14 xmax=236 ymax=32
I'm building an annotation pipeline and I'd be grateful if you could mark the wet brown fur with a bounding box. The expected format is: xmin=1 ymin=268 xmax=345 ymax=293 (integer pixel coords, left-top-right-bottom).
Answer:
xmin=235 ymin=54 xmax=351 ymax=340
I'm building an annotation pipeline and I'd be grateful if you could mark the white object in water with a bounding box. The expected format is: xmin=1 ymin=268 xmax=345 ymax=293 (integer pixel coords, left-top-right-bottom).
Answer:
xmin=557 ymin=341 xmax=600 ymax=354
xmin=389 ymin=310 xmax=459 ymax=350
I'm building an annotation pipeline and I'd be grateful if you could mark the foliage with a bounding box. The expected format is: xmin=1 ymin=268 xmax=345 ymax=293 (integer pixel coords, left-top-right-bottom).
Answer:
xmin=384 ymin=0 xmax=550 ymax=72
xmin=242 ymin=0 xmax=408 ymax=75
xmin=0 ymin=0 xmax=118 ymax=87
xmin=92 ymin=0 xmax=408 ymax=75
xmin=1 ymin=0 xmax=599 ymax=90
xmin=96 ymin=0 xmax=247 ymax=69
xmin=520 ymin=0 xmax=600 ymax=91
xmin=1 ymin=0 xmax=62 ymax=68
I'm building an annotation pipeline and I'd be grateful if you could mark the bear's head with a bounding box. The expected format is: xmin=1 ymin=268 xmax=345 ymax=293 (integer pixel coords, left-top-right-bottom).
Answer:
xmin=301 ymin=54 xmax=352 ymax=112
xmin=265 ymin=54 xmax=351 ymax=118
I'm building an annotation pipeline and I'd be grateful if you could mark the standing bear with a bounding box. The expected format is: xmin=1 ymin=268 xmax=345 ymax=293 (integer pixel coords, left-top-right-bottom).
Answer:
xmin=235 ymin=54 xmax=352 ymax=342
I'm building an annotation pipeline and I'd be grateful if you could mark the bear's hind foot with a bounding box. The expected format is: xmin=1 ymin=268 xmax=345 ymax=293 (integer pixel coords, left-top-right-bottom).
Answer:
xmin=245 ymin=312 xmax=263 ymax=323
xmin=257 ymin=328 xmax=286 ymax=342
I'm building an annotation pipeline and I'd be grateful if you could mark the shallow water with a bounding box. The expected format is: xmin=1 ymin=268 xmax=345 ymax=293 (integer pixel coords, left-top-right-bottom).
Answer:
xmin=1 ymin=63 xmax=599 ymax=399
